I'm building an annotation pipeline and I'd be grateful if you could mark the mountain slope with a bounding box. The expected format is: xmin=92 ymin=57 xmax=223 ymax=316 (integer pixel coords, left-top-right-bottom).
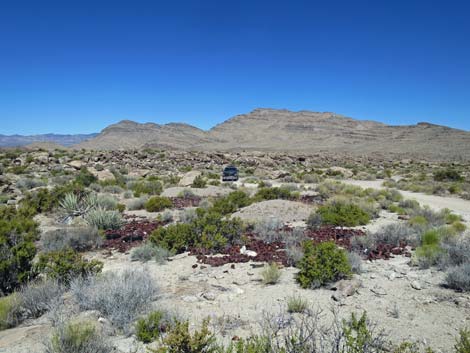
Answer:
xmin=76 ymin=120 xmax=211 ymax=150
xmin=74 ymin=109 xmax=470 ymax=160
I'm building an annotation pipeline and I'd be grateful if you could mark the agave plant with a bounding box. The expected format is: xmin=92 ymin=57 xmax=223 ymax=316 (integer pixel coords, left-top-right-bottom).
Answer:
xmin=59 ymin=193 xmax=87 ymax=221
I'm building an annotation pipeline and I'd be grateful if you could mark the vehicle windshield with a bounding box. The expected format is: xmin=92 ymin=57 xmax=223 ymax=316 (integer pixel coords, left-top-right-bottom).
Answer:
xmin=224 ymin=167 xmax=237 ymax=175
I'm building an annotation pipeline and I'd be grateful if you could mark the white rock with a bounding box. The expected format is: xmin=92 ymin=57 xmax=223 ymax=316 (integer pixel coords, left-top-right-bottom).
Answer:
xmin=411 ymin=281 xmax=422 ymax=290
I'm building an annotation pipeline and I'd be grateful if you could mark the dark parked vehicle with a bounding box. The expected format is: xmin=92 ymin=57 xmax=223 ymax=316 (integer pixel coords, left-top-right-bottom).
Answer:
xmin=222 ymin=165 xmax=239 ymax=181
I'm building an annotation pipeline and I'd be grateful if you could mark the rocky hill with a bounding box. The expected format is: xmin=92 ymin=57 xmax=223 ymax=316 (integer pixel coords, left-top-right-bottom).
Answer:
xmin=74 ymin=109 xmax=470 ymax=160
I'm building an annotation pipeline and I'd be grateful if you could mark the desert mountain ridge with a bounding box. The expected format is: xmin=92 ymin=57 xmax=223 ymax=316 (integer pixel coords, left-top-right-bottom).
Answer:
xmin=74 ymin=108 xmax=470 ymax=161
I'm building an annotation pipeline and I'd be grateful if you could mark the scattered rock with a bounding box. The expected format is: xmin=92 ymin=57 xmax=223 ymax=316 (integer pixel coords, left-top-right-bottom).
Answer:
xmin=411 ymin=281 xmax=422 ymax=290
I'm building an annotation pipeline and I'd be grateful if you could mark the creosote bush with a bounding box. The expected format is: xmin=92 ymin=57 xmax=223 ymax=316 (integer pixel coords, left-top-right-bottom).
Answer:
xmin=191 ymin=175 xmax=207 ymax=188
xmin=0 ymin=205 xmax=38 ymax=294
xmin=136 ymin=310 xmax=173 ymax=343
xmin=297 ymin=241 xmax=352 ymax=289
xmin=145 ymin=196 xmax=173 ymax=212
xmin=150 ymin=208 xmax=242 ymax=253
xmin=317 ymin=201 xmax=370 ymax=227
xmin=35 ymin=248 xmax=103 ymax=284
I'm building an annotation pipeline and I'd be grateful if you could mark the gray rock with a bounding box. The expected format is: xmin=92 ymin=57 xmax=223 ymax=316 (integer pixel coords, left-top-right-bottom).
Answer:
xmin=411 ymin=281 xmax=422 ymax=290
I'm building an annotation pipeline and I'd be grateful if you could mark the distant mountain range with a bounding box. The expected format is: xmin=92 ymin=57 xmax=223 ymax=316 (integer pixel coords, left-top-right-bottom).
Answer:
xmin=75 ymin=109 xmax=470 ymax=160
xmin=3 ymin=109 xmax=470 ymax=160
xmin=0 ymin=133 xmax=98 ymax=148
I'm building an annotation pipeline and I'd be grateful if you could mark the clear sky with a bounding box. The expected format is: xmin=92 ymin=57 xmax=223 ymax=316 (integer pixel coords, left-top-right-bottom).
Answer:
xmin=1 ymin=0 xmax=469 ymax=134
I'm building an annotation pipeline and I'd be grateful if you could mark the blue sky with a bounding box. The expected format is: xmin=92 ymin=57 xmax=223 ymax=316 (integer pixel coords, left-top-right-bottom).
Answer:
xmin=0 ymin=0 xmax=469 ymax=134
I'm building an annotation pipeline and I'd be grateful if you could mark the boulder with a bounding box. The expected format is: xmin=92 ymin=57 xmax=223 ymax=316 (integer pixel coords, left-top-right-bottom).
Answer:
xmin=178 ymin=171 xmax=202 ymax=187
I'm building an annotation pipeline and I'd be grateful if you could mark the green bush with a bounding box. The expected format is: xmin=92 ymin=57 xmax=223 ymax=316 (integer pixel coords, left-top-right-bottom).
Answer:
xmin=150 ymin=209 xmax=242 ymax=253
xmin=145 ymin=196 xmax=173 ymax=212
xmin=317 ymin=201 xmax=370 ymax=227
xmin=254 ymin=187 xmax=294 ymax=201
xmin=20 ymin=183 xmax=83 ymax=215
xmin=0 ymin=206 xmax=38 ymax=294
xmin=192 ymin=175 xmax=207 ymax=188
xmin=35 ymin=248 xmax=103 ymax=284
xmin=150 ymin=318 xmax=217 ymax=353
xmin=74 ymin=167 xmax=97 ymax=187
xmin=132 ymin=179 xmax=163 ymax=197
xmin=434 ymin=169 xmax=463 ymax=182
xmin=0 ymin=294 xmax=20 ymax=330
xmin=455 ymin=328 xmax=470 ymax=353
xmin=136 ymin=311 xmax=169 ymax=343
xmin=151 ymin=223 xmax=195 ymax=253
xmin=211 ymin=191 xmax=251 ymax=215
xmin=296 ymin=241 xmax=351 ymax=289
xmin=415 ymin=229 xmax=443 ymax=268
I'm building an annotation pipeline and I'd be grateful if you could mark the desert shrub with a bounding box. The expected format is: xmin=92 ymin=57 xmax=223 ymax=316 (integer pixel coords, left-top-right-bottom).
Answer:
xmin=445 ymin=263 xmax=470 ymax=292
xmin=192 ymin=175 xmax=207 ymax=188
xmin=150 ymin=223 xmax=195 ymax=253
xmin=131 ymin=243 xmax=172 ymax=264
xmin=211 ymin=190 xmax=251 ymax=215
xmin=296 ymin=241 xmax=351 ymax=289
xmin=317 ymin=201 xmax=370 ymax=227
xmin=347 ymin=251 xmax=363 ymax=274
xmin=21 ymin=183 xmax=83 ymax=215
xmin=35 ymin=248 xmax=103 ymax=284
xmin=415 ymin=229 xmax=443 ymax=268
xmin=123 ymin=190 xmax=133 ymax=198
xmin=180 ymin=208 xmax=198 ymax=223
xmin=84 ymin=207 xmax=123 ymax=230
xmin=136 ymin=310 xmax=172 ymax=343
xmin=455 ymin=328 xmax=470 ymax=353
xmin=409 ymin=215 xmax=428 ymax=228
xmin=306 ymin=212 xmax=322 ymax=229
xmin=275 ymin=227 xmax=305 ymax=267
xmin=0 ymin=294 xmax=21 ymax=330
xmin=145 ymin=196 xmax=173 ymax=212
xmin=70 ymin=269 xmax=158 ymax=332
xmin=95 ymin=194 xmax=119 ymax=210
xmin=440 ymin=236 xmax=470 ymax=269
xmin=452 ymin=221 xmax=467 ymax=233
xmin=177 ymin=188 xmax=195 ymax=198
xmin=254 ymin=218 xmax=284 ymax=243
xmin=102 ymin=184 xmax=124 ymax=194
xmin=261 ymin=263 xmax=281 ymax=285
xmin=132 ymin=179 xmax=163 ymax=196
xmin=45 ymin=320 xmax=112 ymax=353
xmin=286 ymin=295 xmax=308 ymax=313
xmin=151 ymin=318 xmax=216 ymax=353
xmin=190 ymin=210 xmax=243 ymax=251
xmin=254 ymin=187 xmax=294 ymax=201
xmin=352 ymin=224 xmax=420 ymax=253
xmin=18 ymin=278 xmax=65 ymax=319
xmin=41 ymin=227 xmax=102 ymax=252
xmin=74 ymin=167 xmax=97 ymax=187
xmin=0 ymin=206 xmax=38 ymax=294
xmin=433 ymin=168 xmax=463 ymax=182
xmin=343 ymin=312 xmax=387 ymax=353
xmin=151 ymin=210 xmax=242 ymax=253
xmin=160 ymin=209 xmax=173 ymax=223
xmin=127 ymin=196 xmax=148 ymax=210
xmin=16 ymin=178 xmax=46 ymax=190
